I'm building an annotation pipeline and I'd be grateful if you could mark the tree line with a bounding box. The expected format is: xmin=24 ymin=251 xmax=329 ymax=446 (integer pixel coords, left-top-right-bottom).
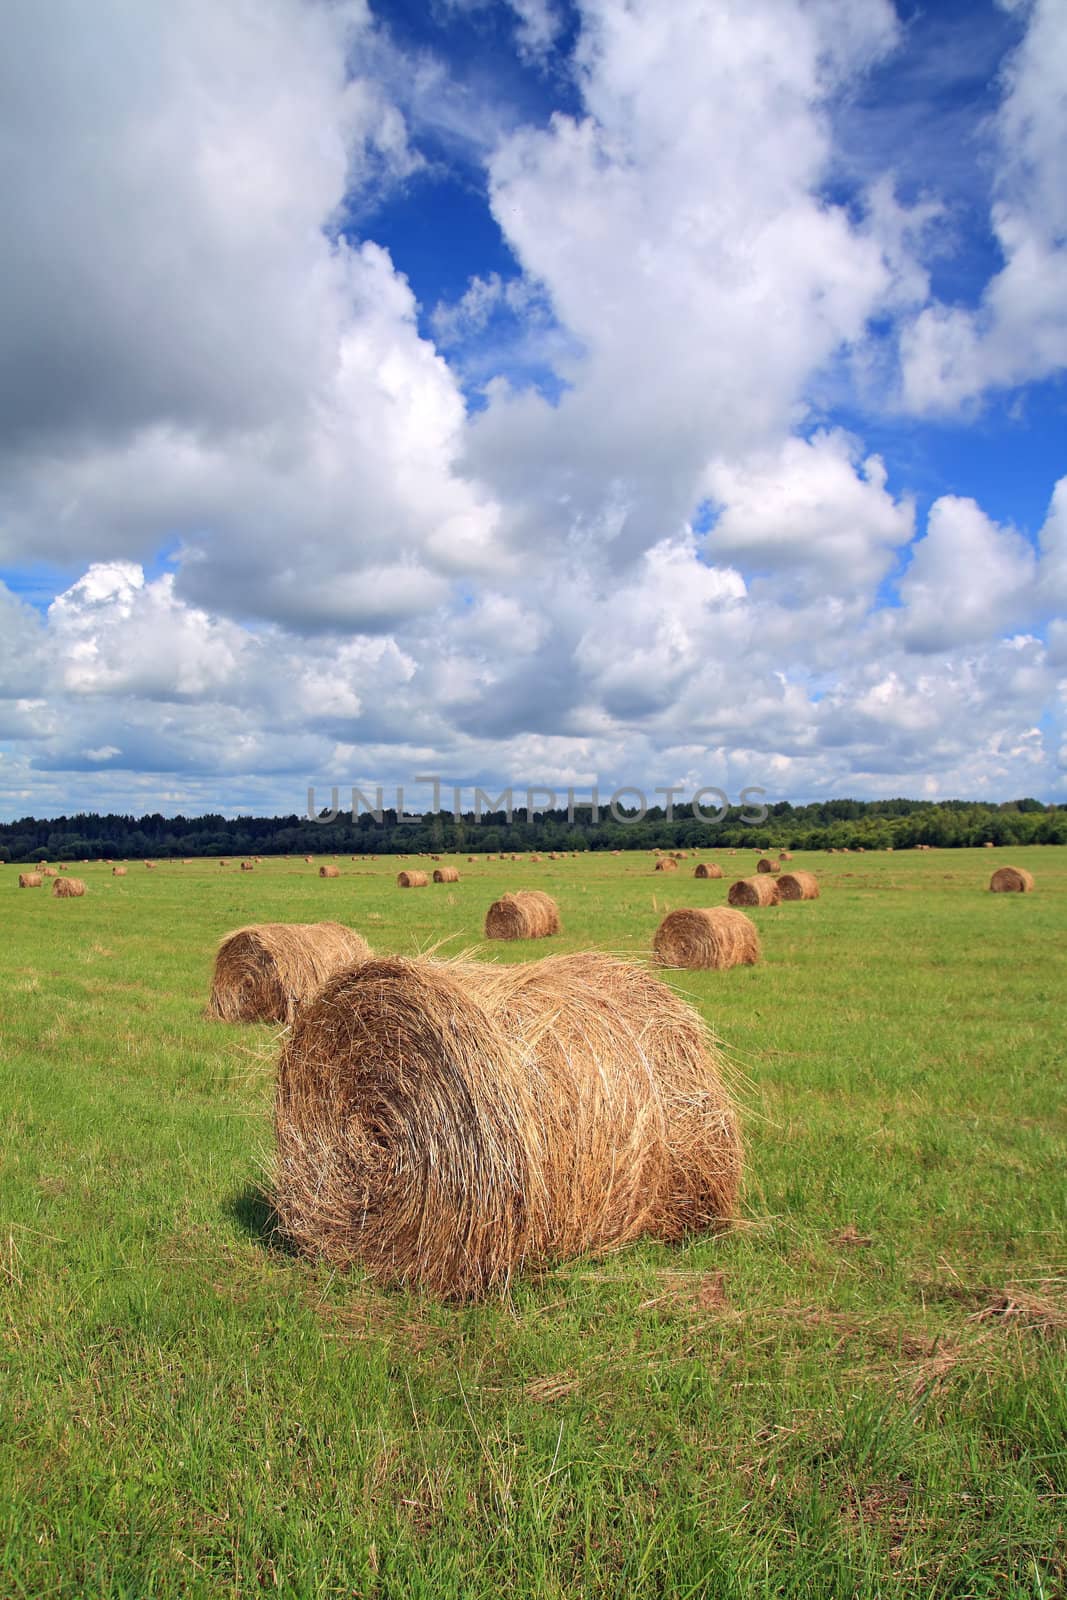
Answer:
xmin=0 ymin=796 xmax=1062 ymax=862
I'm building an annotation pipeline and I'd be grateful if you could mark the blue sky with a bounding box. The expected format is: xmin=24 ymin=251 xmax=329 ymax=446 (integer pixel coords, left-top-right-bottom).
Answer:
xmin=0 ymin=0 xmax=1065 ymax=820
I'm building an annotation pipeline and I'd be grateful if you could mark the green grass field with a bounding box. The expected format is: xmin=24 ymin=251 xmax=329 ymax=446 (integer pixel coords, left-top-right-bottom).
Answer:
xmin=1 ymin=847 xmax=1064 ymax=1598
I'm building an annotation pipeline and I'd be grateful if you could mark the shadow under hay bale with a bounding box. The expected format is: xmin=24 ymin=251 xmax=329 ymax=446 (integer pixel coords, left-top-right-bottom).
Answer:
xmin=484 ymin=890 xmax=560 ymax=940
xmin=694 ymin=862 xmax=723 ymax=880
xmin=272 ymin=951 xmax=742 ymax=1298
xmin=18 ymin=872 xmax=43 ymax=888
xmin=433 ymin=866 xmax=460 ymax=883
xmin=989 ymin=866 xmax=1034 ymax=893
xmin=777 ymin=870 xmax=819 ymax=901
xmin=397 ymin=870 xmax=429 ymax=888
xmin=52 ymin=877 xmax=86 ymax=898
xmin=728 ymin=876 xmax=781 ymax=908
xmin=653 ymin=907 xmax=759 ymax=970
xmin=208 ymin=922 xmax=372 ymax=1024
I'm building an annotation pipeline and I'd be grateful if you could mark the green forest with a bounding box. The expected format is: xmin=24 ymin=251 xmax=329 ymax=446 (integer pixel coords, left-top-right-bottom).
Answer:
xmin=1 ymin=795 xmax=1062 ymax=862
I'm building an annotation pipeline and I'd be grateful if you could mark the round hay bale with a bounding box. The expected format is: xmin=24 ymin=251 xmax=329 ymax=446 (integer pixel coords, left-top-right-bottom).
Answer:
xmin=304 ymin=856 xmax=314 ymax=864
xmin=655 ymin=857 xmax=678 ymax=872
xmin=984 ymin=841 xmax=994 ymax=848
xmin=653 ymin=907 xmax=760 ymax=970
xmin=145 ymin=861 xmax=156 ymax=870
xmin=433 ymin=866 xmax=460 ymax=884
xmin=781 ymin=851 xmax=794 ymax=861
xmin=989 ymin=866 xmax=1034 ymax=893
xmin=18 ymin=872 xmax=43 ymax=888
xmin=241 ymin=861 xmax=255 ymax=872
xmin=467 ymin=856 xmax=478 ymax=863
xmin=727 ymin=876 xmax=781 ymax=907
xmin=755 ymin=858 xmax=779 ymax=874
xmin=319 ymin=865 xmax=341 ymax=879
xmin=52 ymin=877 xmax=86 ymax=898
xmin=694 ymin=862 xmax=723 ymax=879
xmin=397 ymin=870 xmax=429 ymax=888
xmin=112 ymin=866 xmax=127 ymax=877
xmin=208 ymin=921 xmax=372 ymax=1024
xmin=777 ymin=870 xmax=819 ymax=901
xmin=273 ymin=951 xmax=742 ymax=1298
xmin=484 ymin=890 xmax=560 ymax=940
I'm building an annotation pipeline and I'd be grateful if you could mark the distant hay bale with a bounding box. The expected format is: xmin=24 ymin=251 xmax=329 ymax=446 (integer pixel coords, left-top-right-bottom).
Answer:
xmin=397 ymin=870 xmax=429 ymax=888
xmin=433 ymin=866 xmax=460 ymax=883
xmin=241 ymin=862 xmax=254 ymax=872
xmin=655 ymin=857 xmax=678 ymax=872
xmin=40 ymin=867 xmax=56 ymax=878
xmin=52 ymin=877 xmax=86 ymax=898
xmin=728 ymin=876 xmax=781 ymax=907
xmin=653 ymin=906 xmax=760 ymax=970
xmin=304 ymin=856 xmax=314 ymax=864
xmin=529 ymin=854 xmax=542 ymax=863
xmin=208 ymin=922 xmax=372 ymax=1024
xmin=18 ymin=872 xmax=43 ymax=888
xmin=694 ymin=862 xmax=723 ymax=879
xmin=611 ymin=849 xmax=621 ymax=856
xmin=484 ymin=890 xmax=560 ymax=940
xmin=755 ymin=858 xmax=778 ymax=874
xmin=145 ymin=861 xmax=156 ymax=870
xmin=778 ymin=870 xmax=820 ymax=901
xmin=989 ymin=866 xmax=1034 ymax=894
xmin=468 ymin=856 xmax=478 ymax=863
xmin=984 ymin=841 xmax=994 ymax=848
xmin=781 ymin=851 xmax=794 ymax=861
xmin=319 ymin=865 xmax=341 ymax=879
xmin=272 ymin=951 xmax=742 ymax=1298
xmin=112 ymin=866 xmax=127 ymax=877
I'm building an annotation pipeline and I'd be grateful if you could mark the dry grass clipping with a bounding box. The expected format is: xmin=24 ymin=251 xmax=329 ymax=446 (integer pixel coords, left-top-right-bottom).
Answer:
xmin=778 ymin=870 xmax=819 ymax=901
xmin=319 ymin=865 xmax=340 ymax=879
xmin=728 ymin=876 xmax=781 ymax=907
xmin=397 ymin=870 xmax=429 ymax=888
xmin=208 ymin=922 xmax=372 ymax=1024
xmin=989 ymin=866 xmax=1034 ymax=893
xmin=273 ymin=950 xmax=743 ymax=1298
xmin=655 ymin=857 xmax=678 ymax=873
xmin=433 ymin=866 xmax=460 ymax=884
xmin=653 ymin=907 xmax=759 ymax=970
xmin=18 ymin=872 xmax=42 ymax=888
xmin=52 ymin=877 xmax=86 ymax=898
xmin=694 ymin=863 xmax=723 ymax=880
xmin=484 ymin=890 xmax=560 ymax=940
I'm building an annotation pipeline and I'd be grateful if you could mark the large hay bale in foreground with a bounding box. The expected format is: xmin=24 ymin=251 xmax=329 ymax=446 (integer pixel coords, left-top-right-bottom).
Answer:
xmin=433 ymin=866 xmax=460 ymax=883
xmin=319 ymin=865 xmax=340 ymax=879
xmin=653 ymin=907 xmax=760 ymax=970
xmin=989 ymin=866 xmax=1034 ymax=893
xmin=273 ymin=951 xmax=742 ymax=1297
xmin=208 ymin=922 xmax=372 ymax=1024
xmin=53 ymin=877 xmax=86 ymax=898
xmin=484 ymin=890 xmax=560 ymax=940
xmin=655 ymin=857 xmax=678 ymax=872
xmin=728 ymin=876 xmax=781 ymax=907
xmin=694 ymin=862 xmax=723 ymax=880
xmin=778 ymin=870 xmax=819 ymax=902
xmin=18 ymin=872 xmax=43 ymax=888
xmin=397 ymin=870 xmax=429 ymax=888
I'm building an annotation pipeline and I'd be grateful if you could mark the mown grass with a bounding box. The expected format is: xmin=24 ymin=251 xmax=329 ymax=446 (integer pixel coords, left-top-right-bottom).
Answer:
xmin=1 ymin=846 xmax=1064 ymax=1597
